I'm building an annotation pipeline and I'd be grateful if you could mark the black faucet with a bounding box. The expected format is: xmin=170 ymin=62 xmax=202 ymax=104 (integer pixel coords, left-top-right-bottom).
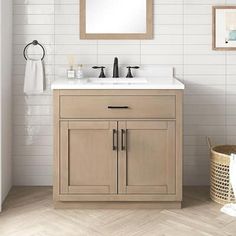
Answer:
xmin=113 ymin=57 xmax=119 ymax=78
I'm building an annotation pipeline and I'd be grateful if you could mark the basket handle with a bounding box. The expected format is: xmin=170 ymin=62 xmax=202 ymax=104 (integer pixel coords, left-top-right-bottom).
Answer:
xmin=207 ymin=137 xmax=212 ymax=150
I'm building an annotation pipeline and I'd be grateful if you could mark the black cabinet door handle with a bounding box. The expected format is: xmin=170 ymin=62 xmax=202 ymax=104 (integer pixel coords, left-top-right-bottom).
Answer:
xmin=112 ymin=129 xmax=118 ymax=151
xmin=121 ymin=129 xmax=126 ymax=151
xmin=108 ymin=106 xmax=129 ymax=109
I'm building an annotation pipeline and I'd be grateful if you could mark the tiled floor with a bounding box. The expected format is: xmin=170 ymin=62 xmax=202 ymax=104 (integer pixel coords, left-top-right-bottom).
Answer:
xmin=0 ymin=187 xmax=236 ymax=236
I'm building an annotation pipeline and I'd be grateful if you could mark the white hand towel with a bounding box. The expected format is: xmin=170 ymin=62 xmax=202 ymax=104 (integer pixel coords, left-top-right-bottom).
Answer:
xmin=24 ymin=59 xmax=44 ymax=94
xmin=221 ymin=154 xmax=236 ymax=217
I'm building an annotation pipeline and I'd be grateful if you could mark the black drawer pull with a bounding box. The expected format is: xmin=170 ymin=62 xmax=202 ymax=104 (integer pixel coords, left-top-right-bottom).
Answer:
xmin=108 ymin=106 xmax=129 ymax=109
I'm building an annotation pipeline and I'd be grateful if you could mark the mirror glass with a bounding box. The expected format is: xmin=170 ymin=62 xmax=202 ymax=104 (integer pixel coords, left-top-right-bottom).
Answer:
xmin=80 ymin=0 xmax=153 ymax=39
xmin=86 ymin=0 xmax=146 ymax=34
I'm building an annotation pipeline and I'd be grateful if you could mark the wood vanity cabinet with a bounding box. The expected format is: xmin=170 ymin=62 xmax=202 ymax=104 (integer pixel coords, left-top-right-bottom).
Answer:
xmin=53 ymin=89 xmax=183 ymax=208
xmin=118 ymin=120 xmax=176 ymax=195
xmin=60 ymin=120 xmax=117 ymax=195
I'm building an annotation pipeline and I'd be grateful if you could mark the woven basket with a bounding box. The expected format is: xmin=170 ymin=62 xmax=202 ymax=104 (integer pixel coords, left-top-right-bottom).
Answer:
xmin=207 ymin=138 xmax=236 ymax=205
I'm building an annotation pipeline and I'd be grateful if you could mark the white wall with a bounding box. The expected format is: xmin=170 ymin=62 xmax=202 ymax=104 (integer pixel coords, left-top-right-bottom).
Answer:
xmin=1 ymin=0 xmax=12 ymax=204
xmin=12 ymin=0 xmax=236 ymax=186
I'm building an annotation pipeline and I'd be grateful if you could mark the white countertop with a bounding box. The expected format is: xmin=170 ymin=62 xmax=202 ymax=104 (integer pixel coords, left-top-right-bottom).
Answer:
xmin=51 ymin=78 xmax=185 ymax=90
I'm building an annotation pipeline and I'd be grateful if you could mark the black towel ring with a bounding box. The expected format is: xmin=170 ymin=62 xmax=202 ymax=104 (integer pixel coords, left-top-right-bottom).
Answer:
xmin=23 ymin=40 xmax=45 ymax=61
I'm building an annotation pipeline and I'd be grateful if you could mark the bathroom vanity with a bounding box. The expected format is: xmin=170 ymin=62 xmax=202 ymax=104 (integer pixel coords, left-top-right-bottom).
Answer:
xmin=52 ymin=78 xmax=184 ymax=209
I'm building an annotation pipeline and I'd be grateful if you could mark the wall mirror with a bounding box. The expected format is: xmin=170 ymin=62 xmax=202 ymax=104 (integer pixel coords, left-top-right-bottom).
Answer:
xmin=80 ymin=0 xmax=153 ymax=39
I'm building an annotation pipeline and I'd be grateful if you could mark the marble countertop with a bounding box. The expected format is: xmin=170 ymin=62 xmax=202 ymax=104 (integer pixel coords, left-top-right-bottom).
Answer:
xmin=51 ymin=78 xmax=185 ymax=90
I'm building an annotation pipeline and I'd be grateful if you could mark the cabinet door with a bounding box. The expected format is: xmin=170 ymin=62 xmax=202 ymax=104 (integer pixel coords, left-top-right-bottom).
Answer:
xmin=118 ymin=121 xmax=176 ymax=195
xmin=60 ymin=121 xmax=117 ymax=195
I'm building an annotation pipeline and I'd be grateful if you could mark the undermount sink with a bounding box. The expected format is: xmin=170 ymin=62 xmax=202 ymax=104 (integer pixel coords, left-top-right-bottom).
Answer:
xmin=88 ymin=78 xmax=148 ymax=84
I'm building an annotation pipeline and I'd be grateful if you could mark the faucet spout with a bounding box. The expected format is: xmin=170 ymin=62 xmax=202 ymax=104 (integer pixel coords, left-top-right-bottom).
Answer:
xmin=113 ymin=57 xmax=119 ymax=78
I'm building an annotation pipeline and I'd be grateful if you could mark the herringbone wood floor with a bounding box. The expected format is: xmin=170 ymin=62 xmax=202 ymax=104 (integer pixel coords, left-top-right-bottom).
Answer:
xmin=0 ymin=187 xmax=236 ymax=236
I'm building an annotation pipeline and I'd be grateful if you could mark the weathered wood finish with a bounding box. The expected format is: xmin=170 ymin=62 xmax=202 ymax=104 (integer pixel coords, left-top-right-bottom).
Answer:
xmin=60 ymin=95 xmax=176 ymax=119
xmin=53 ymin=89 xmax=183 ymax=208
xmin=60 ymin=120 xmax=117 ymax=195
xmin=53 ymin=90 xmax=60 ymax=202
xmin=55 ymin=201 xmax=181 ymax=209
xmin=118 ymin=121 xmax=176 ymax=195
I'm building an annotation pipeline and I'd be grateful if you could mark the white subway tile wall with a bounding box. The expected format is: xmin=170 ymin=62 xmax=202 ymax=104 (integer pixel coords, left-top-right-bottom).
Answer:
xmin=13 ymin=0 xmax=235 ymax=186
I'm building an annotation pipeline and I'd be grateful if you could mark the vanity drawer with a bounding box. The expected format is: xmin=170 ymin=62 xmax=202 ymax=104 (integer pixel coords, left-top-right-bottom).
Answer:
xmin=60 ymin=95 xmax=176 ymax=119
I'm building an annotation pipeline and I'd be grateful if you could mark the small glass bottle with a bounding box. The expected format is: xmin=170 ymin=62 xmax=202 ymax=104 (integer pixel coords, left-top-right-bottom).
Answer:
xmin=76 ymin=64 xmax=84 ymax=79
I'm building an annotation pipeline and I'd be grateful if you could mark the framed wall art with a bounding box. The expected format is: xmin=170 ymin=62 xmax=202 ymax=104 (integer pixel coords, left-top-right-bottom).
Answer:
xmin=213 ymin=6 xmax=236 ymax=50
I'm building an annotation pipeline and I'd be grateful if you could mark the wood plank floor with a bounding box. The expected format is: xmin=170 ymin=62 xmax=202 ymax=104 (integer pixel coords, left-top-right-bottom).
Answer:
xmin=0 ymin=187 xmax=236 ymax=236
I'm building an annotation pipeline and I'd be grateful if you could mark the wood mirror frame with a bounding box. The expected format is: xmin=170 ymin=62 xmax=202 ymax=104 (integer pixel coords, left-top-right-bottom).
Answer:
xmin=80 ymin=0 xmax=153 ymax=40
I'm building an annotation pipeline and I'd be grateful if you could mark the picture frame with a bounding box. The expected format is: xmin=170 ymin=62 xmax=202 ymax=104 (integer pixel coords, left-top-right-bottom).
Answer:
xmin=213 ymin=6 xmax=236 ymax=50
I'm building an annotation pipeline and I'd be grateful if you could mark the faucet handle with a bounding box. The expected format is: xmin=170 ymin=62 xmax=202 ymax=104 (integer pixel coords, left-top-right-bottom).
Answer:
xmin=126 ymin=66 xmax=140 ymax=78
xmin=92 ymin=66 xmax=106 ymax=78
